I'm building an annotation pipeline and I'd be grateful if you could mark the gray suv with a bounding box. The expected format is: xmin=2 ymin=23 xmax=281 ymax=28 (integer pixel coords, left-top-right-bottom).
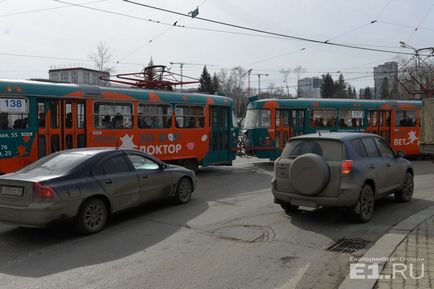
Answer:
xmin=272 ymin=132 xmax=414 ymax=222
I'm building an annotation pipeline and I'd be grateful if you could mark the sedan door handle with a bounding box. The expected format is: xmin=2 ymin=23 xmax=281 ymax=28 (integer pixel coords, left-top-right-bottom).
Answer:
xmin=369 ymin=164 xmax=375 ymax=169
xmin=104 ymin=179 xmax=112 ymax=184
xmin=140 ymin=175 xmax=148 ymax=179
xmin=386 ymin=162 xmax=391 ymax=167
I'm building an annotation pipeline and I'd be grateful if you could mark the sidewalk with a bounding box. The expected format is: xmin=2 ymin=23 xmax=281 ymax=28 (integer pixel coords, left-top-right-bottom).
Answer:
xmin=339 ymin=205 xmax=434 ymax=289
xmin=375 ymin=216 xmax=434 ymax=289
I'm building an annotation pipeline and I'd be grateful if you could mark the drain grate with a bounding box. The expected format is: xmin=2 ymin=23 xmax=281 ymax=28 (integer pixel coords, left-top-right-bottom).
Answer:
xmin=327 ymin=238 xmax=369 ymax=254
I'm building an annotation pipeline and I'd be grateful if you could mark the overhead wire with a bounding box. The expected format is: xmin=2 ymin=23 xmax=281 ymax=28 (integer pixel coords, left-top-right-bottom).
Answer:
xmin=116 ymin=0 xmax=209 ymax=63
xmin=123 ymin=0 xmax=413 ymax=56
xmin=0 ymin=0 xmax=108 ymax=18
xmin=406 ymin=1 xmax=434 ymax=42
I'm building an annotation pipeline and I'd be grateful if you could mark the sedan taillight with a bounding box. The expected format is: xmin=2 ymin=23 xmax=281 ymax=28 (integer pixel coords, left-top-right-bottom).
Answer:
xmin=33 ymin=182 xmax=55 ymax=200
xmin=341 ymin=160 xmax=353 ymax=175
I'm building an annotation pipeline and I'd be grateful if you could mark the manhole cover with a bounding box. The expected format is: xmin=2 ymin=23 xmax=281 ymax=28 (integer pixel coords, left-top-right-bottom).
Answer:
xmin=327 ymin=238 xmax=369 ymax=254
xmin=214 ymin=225 xmax=274 ymax=242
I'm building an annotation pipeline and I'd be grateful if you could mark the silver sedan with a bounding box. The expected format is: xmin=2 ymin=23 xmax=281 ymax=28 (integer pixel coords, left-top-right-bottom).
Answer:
xmin=0 ymin=148 xmax=196 ymax=234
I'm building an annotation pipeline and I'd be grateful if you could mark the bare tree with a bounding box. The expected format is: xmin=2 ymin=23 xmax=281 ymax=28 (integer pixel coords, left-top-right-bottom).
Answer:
xmin=280 ymin=68 xmax=291 ymax=97
xmin=293 ymin=65 xmax=306 ymax=97
xmin=218 ymin=67 xmax=249 ymax=117
xmin=89 ymin=42 xmax=113 ymax=72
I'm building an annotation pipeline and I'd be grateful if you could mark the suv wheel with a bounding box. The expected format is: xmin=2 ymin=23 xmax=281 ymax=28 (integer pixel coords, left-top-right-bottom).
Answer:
xmin=354 ymin=184 xmax=374 ymax=223
xmin=394 ymin=172 xmax=414 ymax=202
xmin=280 ymin=202 xmax=299 ymax=212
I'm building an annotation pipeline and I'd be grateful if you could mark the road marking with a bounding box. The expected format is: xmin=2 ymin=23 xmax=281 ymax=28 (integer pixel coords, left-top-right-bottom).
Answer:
xmin=276 ymin=262 xmax=310 ymax=289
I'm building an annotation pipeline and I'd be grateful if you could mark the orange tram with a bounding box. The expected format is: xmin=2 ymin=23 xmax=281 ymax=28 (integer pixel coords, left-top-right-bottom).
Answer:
xmin=0 ymin=79 xmax=239 ymax=174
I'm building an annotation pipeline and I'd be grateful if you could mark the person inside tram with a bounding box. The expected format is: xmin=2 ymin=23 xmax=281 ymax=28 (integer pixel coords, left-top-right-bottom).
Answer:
xmin=351 ymin=118 xmax=359 ymax=127
xmin=38 ymin=112 xmax=45 ymax=127
xmin=111 ymin=114 xmax=124 ymax=129
xmin=339 ymin=118 xmax=347 ymax=128
xmin=150 ymin=116 xmax=161 ymax=128
xmin=194 ymin=118 xmax=202 ymax=128
xmin=102 ymin=115 xmax=111 ymax=128
xmin=65 ymin=112 xmax=72 ymax=128
xmin=0 ymin=113 xmax=10 ymax=130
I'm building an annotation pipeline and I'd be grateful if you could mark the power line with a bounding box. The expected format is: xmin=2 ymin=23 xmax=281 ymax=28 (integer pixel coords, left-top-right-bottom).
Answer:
xmin=376 ymin=20 xmax=434 ymax=32
xmin=116 ymin=0 xmax=209 ymax=63
xmin=123 ymin=0 xmax=413 ymax=56
xmin=0 ymin=0 xmax=108 ymax=18
xmin=406 ymin=1 xmax=434 ymax=42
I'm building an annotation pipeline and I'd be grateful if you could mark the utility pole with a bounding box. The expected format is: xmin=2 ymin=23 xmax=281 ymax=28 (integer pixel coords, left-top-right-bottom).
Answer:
xmin=247 ymin=69 xmax=252 ymax=97
xmin=169 ymin=62 xmax=184 ymax=89
xmin=254 ymin=73 xmax=269 ymax=97
xmin=170 ymin=61 xmax=217 ymax=89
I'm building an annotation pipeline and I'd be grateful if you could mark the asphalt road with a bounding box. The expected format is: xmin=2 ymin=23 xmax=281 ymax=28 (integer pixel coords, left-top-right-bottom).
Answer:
xmin=0 ymin=159 xmax=433 ymax=289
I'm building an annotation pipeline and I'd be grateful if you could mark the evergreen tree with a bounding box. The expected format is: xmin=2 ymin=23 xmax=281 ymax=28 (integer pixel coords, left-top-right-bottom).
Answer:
xmin=347 ymin=85 xmax=353 ymax=98
xmin=363 ymin=87 xmax=372 ymax=99
xmin=353 ymin=87 xmax=357 ymax=99
xmin=198 ymin=66 xmax=214 ymax=94
xmin=334 ymin=73 xmax=346 ymax=98
xmin=212 ymin=73 xmax=220 ymax=94
xmin=380 ymin=77 xmax=390 ymax=99
xmin=320 ymin=73 xmax=335 ymax=98
xmin=144 ymin=58 xmax=155 ymax=81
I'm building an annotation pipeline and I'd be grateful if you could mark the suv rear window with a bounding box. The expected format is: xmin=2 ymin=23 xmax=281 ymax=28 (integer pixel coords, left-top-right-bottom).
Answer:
xmin=281 ymin=139 xmax=343 ymax=161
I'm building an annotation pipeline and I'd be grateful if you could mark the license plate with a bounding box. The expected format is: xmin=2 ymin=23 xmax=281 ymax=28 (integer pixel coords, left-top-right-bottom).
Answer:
xmin=1 ymin=186 xmax=23 ymax=197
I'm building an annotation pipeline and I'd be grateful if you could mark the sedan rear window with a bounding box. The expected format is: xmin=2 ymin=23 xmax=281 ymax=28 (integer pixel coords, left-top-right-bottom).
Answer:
xmin=281 ymin=139 xmax=343 ymax=161
xmin=18 ymin=152 xmax=92 ymax=175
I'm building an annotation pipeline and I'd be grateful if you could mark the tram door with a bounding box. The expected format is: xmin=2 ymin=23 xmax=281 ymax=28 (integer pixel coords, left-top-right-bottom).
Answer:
xmin=209 ymin=106 xmax=231 ymax=163
xmin=37 ymin=99 xmax=62 ymax=158
xmin=290 ymin=110 xmax=305 ymax=137
xmin=275 ymin=110 xmax=290 ymax=151
xmin=38 ymin=99 xmax=87 ymax=158
xmin=275 ymin=109 xmax=305 ymax=151
xmin=367 ymin=110 xmax=391 ymax=142
xmin=62 ymin=101 xmax=86 ymax=150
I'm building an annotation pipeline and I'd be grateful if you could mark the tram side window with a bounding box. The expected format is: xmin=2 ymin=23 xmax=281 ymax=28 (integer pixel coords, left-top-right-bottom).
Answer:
xmin=310 ymin=109 xmax=336 ymax=128
xmin=175 ymin=105 xmax=205 ymax=128
xmin=244 ymin=109 xmax=270 ymax=129
xmin=77 ymin=103 xmax=85 ymax=128
xmin=138 ymin=103 xmax=172 ymax=129
xmin=93 ymin=102 xmax=133 ymax=129
xmin=338 ymin=110 xmax=364 ymax=128
xmin=0 ymin=98 xmax=29 ymax=130
xmin=38 ymin=102 xmax=45 ymax=128
xmin=395 ymin=110 xmax=416 ymax=127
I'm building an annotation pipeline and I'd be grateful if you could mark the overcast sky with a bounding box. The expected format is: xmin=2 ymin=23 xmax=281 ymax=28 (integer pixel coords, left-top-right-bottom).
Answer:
xmin=1 ymin=0 xmax=434 ymax=94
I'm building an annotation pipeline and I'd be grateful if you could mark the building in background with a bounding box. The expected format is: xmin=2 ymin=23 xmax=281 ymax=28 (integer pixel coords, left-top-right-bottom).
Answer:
xmin=297 ymin=77 xmax=321 ymax=98
xmin=49 ymin=67 xmax=110 ymax=86
xmin=373 ymin=61 xmax=398 ymax=99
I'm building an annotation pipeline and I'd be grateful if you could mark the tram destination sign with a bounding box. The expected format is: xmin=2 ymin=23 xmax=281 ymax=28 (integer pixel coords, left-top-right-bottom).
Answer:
xmin=0 ymin=98 xmax=27 ymax=113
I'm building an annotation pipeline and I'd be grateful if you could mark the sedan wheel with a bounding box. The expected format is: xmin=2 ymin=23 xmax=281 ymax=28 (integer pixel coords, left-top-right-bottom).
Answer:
xmin=76 ymin=198 xmax=108 ymax=235
xmin=395 ymin=172 xmax=414 ymax=202
xmin=174 ymin=178 xmax=192 ymax=204
xmin=355 ymin=185 xmax=374 ymax=223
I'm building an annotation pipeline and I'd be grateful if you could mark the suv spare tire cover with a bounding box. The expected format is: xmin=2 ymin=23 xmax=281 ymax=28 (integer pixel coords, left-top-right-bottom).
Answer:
xmin=289 ymin=153 xmax=330 ymax=196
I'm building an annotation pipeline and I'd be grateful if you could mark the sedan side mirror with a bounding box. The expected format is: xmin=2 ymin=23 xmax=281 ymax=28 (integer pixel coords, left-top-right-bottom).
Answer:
xmin=159 ymin=163 xmax=167 ymax=170
xmin=396 ymin=150 xmax=405 ymax=158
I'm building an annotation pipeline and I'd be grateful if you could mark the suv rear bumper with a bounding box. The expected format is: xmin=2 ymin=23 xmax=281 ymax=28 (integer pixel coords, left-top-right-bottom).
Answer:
xmin=272 ymin=182 xmax=361 ymax=208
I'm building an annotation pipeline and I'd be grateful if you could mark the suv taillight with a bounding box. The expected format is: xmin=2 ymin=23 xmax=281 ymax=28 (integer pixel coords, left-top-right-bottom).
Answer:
xmin=33 ymin=182 xmax=55 ymax=200
xmin=341 ymin=160 xmax=353 ymax=175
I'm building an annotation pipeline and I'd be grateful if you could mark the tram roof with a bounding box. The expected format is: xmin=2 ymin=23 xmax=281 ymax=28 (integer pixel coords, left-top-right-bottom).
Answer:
xmin=0 ymin=79 xmax=233 ymax=106
xmin=247 ymin=97 xmax=421 ymax=109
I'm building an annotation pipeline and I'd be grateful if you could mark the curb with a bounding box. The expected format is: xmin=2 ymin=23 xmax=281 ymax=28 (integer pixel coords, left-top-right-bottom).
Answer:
xmin=338 ymin=205 xmax=434 ymax=289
